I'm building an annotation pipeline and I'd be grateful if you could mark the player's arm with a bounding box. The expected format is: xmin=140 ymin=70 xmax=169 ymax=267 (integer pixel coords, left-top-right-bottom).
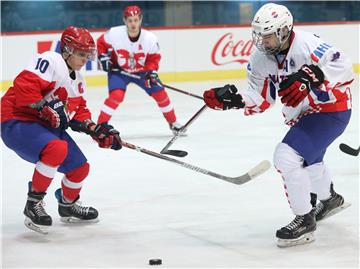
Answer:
xmin=203 ymin=59 xmax=273 ymax=114
xmin=97 ymin=33 xmax=115 ymax=72
xmin=279 ymin=36 xmax=354 ymax=107
xmin=14 ymin=56 xmax=69 ymax=130
xmin=143 ymin=35 xmax=162 ymax=88
xmin=68 ymin=97 xmax=122 ymax=151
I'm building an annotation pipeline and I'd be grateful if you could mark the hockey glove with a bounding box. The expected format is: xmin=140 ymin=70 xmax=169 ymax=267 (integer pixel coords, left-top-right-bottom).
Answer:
xmin=98 ymin=48 xmax=113 ymax=72
xmin=91 ymin=122 xmax=122 ymax=150
xmin=39 ymin=99 xmax=69 ymax=130
xmin=278 ymin=64 xmax=324 ymax=107
xmin=203 ymin=84 xmax=245 ymax=110
xmin=144 ymin=71 xmax=162 ymax=88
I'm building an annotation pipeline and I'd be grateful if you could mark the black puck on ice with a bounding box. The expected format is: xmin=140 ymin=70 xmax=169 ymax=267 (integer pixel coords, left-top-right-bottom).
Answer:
xmin=149 ymin=259 xmax=162 ymax=265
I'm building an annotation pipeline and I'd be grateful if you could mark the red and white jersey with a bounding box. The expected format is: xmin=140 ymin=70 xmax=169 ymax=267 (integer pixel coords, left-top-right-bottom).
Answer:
xmin=1 ymin=51 xmax=91 ymax=124
xmin=97 ymin=25 xmax=161 ymax=73
xmin=241 ymin=30 xmax=354 ymax=125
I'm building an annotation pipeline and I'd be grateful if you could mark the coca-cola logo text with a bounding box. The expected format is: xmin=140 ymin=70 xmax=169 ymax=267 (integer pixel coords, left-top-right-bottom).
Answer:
xmin=211 ymin=33 xmax=254 ymax=66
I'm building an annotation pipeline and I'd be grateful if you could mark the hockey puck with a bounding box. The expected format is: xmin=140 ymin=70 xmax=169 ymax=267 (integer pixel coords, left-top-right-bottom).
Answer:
xmin=149 ymin=259 xmax=162 ymax=265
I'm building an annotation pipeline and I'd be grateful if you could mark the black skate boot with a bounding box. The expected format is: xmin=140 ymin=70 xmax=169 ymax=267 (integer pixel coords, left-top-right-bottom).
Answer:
xmin=276 ymin=210 xmax=316 ymax=247
xmin=23 ymin=182 xmax=52 ymax=234
xmin=315 ymin=183 xmax=350 ymax=221
xmin=169 ymin=121 xmax=186 ymax=136
xmin=55 ymin=188 xmax=99 ymax=223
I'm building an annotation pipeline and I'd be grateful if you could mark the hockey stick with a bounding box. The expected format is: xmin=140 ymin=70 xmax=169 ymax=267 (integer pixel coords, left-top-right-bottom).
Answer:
xmin=339 ymin=143 xmax=360 ymax=156
xmin=160 ymin=104 xmax=207 ymax=157
xmin=69 ymin=122 xmax=271 ymax=184
xmin=111 ymin=69 xmax=204 ymax=100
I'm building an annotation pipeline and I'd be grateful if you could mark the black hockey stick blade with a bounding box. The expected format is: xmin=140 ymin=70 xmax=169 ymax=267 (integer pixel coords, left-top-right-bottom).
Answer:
xmin=161 ymin=149 xmax=188 ymax=157
xmin=339 ymin=143 xmax=360 ymax=156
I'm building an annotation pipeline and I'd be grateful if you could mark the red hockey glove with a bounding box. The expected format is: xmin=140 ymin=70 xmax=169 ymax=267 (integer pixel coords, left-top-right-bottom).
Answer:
xmin=39 ymin=99 xmax=69 ymax=130
xmin=144 ymin=71 xmax=162 ymax=88
xmin=91 ymin=122 xmax=122 ymax=150
xmin=203 ymin=84 xmax=245 ymax=110
xmin=278 ymin=64 xmax=324 ymax=107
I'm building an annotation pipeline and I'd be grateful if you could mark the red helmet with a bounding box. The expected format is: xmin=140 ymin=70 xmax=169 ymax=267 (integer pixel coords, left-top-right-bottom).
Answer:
xmin=61 ymin=26 xmax=96 ymax=60
xmin=124 ymin=5 xmax=142 ymax=18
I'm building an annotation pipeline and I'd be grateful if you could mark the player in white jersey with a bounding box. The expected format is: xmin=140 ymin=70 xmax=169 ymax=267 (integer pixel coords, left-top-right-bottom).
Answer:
xmin=203 ymin=3 xmax=353 ymax=247
xmin=1 ymin=26 xmax=122 ymax=234
xmin=97 ymin=5 xmax=183 ymax=135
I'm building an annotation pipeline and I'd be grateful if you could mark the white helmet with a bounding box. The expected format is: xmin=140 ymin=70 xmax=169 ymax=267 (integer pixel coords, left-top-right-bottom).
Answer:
xmin=251 ymin=3 xmax=293 ymax=54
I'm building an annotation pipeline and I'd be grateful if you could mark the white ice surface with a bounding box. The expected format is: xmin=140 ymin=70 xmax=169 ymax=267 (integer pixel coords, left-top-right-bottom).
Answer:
xmin=1 ymin=78 xmax=359 ymax=268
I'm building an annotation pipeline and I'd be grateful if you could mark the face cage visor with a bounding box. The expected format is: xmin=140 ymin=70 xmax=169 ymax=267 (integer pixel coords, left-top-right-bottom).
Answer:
xmin=63 ymin=44 xmax=97 ymax=61
xmin=252 ymin=26 xmax=291 ymax=55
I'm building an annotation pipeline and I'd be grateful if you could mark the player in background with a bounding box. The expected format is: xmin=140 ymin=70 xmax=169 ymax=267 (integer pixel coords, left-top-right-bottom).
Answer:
xmin=202 ymin=3 xmax=353 ymax=247
xmin=97 ymin=5 xmax=184 ymax=135
xmin=1 ymin=26 xmax=122 ymax=234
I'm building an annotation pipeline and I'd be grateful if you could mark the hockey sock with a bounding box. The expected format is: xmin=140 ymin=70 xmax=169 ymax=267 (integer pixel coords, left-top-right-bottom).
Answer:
xmin=151 ymin=90 xmax=177 ymax=123
xmin=305 ymin=162 xmax=332 ymax=200
xmin=32 ymin=140 xmax=68 ymax=193
xmin=97 ymin=89 xmax=125 ymax=124
xmin=61 ymin=162 xmax=90 ymax=202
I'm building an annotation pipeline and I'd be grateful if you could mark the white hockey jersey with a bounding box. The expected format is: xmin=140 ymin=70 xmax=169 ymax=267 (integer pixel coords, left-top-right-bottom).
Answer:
xmin=241 ymin=30 xmax=354 ymax=125
xmin=97 ymin=25 xmax=161 ymax=73
xmin=2 ymin=51 xmax=91 ymax=123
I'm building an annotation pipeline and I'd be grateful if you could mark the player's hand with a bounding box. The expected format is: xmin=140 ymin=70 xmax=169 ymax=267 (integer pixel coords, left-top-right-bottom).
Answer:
xmin=91 ymin=122 xmax=122 ymax=150
xmin=98 ymin=48 xmax=113 ymax=72
xmin=203 ymin=84 xmax=245 ymax=110
xmin=278 ymin=64 xmax=324 ymax=107
xmin=39 ymin=99 xmax=69 ymax=130
xmin=144 ymin=71 xmax=162 ymax=88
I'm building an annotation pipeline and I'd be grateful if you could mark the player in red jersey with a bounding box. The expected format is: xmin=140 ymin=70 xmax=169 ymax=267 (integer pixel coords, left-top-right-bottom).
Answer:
xmin=1 ymin=26 xmax=121 ymax=234
xmin=97 ymin=5 xmax=184 ymax=135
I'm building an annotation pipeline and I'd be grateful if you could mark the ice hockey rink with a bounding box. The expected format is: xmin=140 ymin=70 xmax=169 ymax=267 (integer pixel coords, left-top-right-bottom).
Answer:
xmin=1 ymin=77 xmax=359 ymax=268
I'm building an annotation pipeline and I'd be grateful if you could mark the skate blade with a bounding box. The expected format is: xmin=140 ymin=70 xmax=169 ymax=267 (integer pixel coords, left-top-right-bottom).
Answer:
xmin=318 ymin=202 xmax=351 ymax=222
xmin=277 ymin=232 xmax=315 ymax=248
xmin=60 ymin=216 xmax=100 ymax=224
xmin=24 ymin=217 xmax=50 ymax=235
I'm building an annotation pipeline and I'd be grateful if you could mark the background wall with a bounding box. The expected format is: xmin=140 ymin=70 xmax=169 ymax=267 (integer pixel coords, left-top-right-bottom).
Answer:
xmin=2 ymin=1 xmax=360 ymax=32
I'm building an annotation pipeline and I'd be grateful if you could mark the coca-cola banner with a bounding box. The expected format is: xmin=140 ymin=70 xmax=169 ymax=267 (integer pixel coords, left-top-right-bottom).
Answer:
xmin=1 ymin=23 xmax=359 ymax=83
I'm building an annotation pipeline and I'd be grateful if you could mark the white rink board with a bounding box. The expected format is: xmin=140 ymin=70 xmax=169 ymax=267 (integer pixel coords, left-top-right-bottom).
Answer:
xmin=2 ymin=23 xmax=359 ymax=81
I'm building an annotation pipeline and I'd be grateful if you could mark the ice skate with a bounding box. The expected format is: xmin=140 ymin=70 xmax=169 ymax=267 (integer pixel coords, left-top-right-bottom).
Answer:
xmin=169 ymin=121 xmax=187 ymax=136
xmin=55 ymin=188 xmax=99 ymax=223
xmin=315 ymin=183 xmax=351 ymax=221
xmin=23 ymin=182 xmax=52 ymax=234
xmin=276 ymin=210 xmax=316 ymax=247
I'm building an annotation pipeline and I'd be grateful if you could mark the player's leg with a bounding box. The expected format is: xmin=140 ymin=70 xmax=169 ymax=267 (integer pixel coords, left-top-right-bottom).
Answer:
xmin=274 ymin=110 xmax=351 ymax=247
xmin=55 ymin=133 xmax=98 ymax=223
xmin=134 ymin=75 xmax=184 ymax=135
xmin=306 ymin=163 xmax=348 ymax=221
xmin=1 ymin=120 xmax=68 ymax=233
xmin=274 ymin=143 xmax=316 ymax=247
xmin=97 ymin=72 xmax=129 ymax=124
xmin=289 ymin=110 xmax=351 ymax=222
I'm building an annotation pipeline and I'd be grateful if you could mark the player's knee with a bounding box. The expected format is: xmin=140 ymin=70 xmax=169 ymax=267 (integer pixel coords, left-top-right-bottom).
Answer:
xmin=66 ymin=162 xmax=90 ymax=182
xmin=40 ymin=139 xmax=68 ymax=166
xmin=109 ymin=89 xmax=125 ymax=104
xmin=273 ymin=143 xmax=303 ymax=174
